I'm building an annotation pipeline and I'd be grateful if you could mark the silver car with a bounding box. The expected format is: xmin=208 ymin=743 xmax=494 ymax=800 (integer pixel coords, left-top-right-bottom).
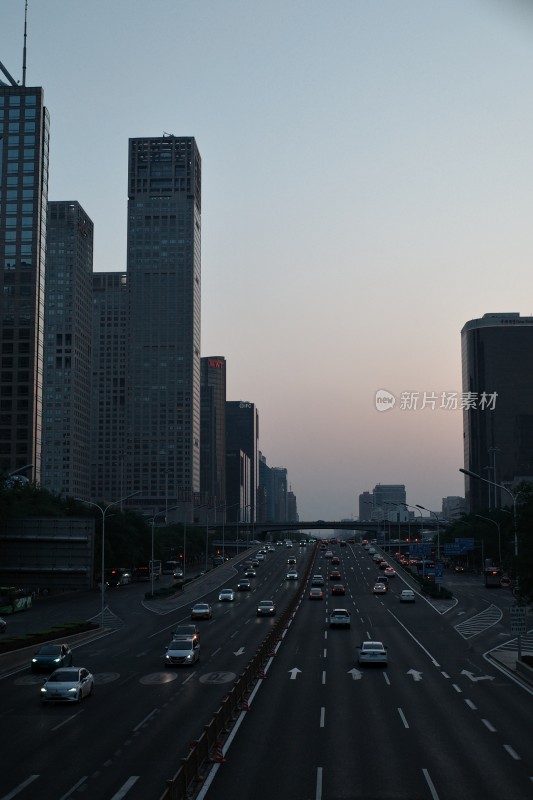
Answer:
xmin=218 ymin=589 xmax=235 ymax=601
xmin=165 ymin=636 xmax=200 ymax=666
xmin=357 ymin=641 xmax=388 ymax=666
xmin=40 ymin=667 xmax=94 ymax=703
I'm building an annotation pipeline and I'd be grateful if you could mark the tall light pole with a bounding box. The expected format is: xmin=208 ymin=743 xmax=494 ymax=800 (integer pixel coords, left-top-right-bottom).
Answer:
xmin=475 ymin=514 xmax=502 ymax=566
xmin=77 ymin=491 xmax=139 ymax=628
xmin=460 ymin=468 xmax=519 ymax=558
xmin=149 ymin=504 xmax=180 ymax=597
xmin=416 ymin=505 xmax=440 ymax=561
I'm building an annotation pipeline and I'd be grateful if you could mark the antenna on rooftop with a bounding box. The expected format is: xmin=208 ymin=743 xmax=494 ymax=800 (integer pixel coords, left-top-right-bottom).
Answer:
xmin=22 ymin=0 xmax=28 ymax=86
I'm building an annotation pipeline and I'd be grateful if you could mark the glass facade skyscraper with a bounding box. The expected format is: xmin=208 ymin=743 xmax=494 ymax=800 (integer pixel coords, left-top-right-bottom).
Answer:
xmin=0 ymin=84 xmax=49 ymax=482
xmin=462 ymin=312 xmax=533 ymax=513
xmin=125 ymin=136 xmax=202 ymax=511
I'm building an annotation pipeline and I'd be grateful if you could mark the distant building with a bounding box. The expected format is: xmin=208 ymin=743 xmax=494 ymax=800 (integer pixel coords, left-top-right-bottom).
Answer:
xmin=372 ymin=484 xmax=408 ymax=521
xmin=442 ymin=496 xmax=466 ymax=520
xmin=287 ymin=489 xmax=298 ymax=522
xmin=225 ymin=449 xmax=251 ymax=524
xmin=358 ymin=491 xmax=373 ymax=521
xmin=462 ymin=312 xmax=533 ymax=512
xmin=42 ymin=201 xmax=94 ymax=500
xmin=200 ymin=356 xmax=226 ymax=506
xmin=226 ymin=401 xmax=259 ymax=521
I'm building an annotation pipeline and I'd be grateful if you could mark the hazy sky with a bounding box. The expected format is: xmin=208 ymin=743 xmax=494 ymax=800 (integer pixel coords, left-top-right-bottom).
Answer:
xmin=3 ymin=0 xmax=533 ymax=519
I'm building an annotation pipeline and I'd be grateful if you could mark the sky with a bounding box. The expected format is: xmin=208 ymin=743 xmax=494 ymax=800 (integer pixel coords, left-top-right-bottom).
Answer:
xmin=2 ymin=0 xmax=533 ymax=520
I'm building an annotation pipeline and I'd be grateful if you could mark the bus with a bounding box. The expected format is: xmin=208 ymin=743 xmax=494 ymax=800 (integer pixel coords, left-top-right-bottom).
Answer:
xmin=0 ymin=586 xmax=33 ymax=615
xmin=483 ymin=567 xmax=503 ymax=587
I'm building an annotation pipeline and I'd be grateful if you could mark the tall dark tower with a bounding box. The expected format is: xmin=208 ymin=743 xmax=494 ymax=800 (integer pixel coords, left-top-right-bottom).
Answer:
xmin=0 ymin=49 xmax=50 ymax=482
xmin=125 ymin=136 xmax=202 ymax=511
xmin=462 ymin=312 xmax=533 ymax=513
xmin=200 ymin=356 xmax=226 ymax=505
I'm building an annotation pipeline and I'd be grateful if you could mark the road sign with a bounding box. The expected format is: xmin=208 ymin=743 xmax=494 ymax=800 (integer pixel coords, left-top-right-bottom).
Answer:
xmin=510 ymin=606 xmax=527 ymax=635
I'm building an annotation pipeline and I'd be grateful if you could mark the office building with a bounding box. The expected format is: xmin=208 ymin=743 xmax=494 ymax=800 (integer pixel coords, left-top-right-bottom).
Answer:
xmin=226 ymin=401 xmax=259 ymax=521
xmin=358 ymin=491 xmax=373 ymax=521
xmin=41 ymin=201 xmax=94 ymax=499
xmin=372 ymin=484 xmax=408 ymax=520
xmin=90 ymin=272 xmax=128 ymax=503
xmin=200 ymin=356 xmax=226 ymax=506
xmin=462 ymin=312 xmax=533 ymax=512
xmin=0 ymin=77 xmax=50 ymax=482
xmin=442 ymin=496 xmax=466 ymax=520
xmin=225 ymin=449 xmax=251 ymax=524
xmin=125 ymin=136 xmax=202 ymax=512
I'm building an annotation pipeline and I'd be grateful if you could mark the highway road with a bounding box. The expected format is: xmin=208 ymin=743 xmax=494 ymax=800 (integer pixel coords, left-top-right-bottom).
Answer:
xmin=0 ymin=540 xmax=531 ymax=800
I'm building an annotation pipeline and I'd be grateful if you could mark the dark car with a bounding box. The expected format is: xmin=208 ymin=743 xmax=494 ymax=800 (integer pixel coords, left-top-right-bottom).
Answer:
xmin=237 ymin=579 xmax=251 ymax=591
xmin=256 ymin=600 xmax=276 ymax=616
xmin=174 ymin=624 xmax=200 ymax=642
xmin=31 ymin=643 xmax=73 ymax=674
xmin=331 ymin=583 xmax=345 ymax=596
xmin=328 ymin=570 xmax=342 ymax=581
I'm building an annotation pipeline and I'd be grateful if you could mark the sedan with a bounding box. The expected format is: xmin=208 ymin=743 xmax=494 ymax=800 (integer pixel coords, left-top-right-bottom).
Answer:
xmin=286 ymin=570 xmax=298 ymax=580
xmin=384 ymin=567 xmax=396 ymax=577
xmin=257 ymin=600 xmax=276 ymax=616
xmin=399 ymin=589 xmax=416 ymax=603
xmin=31 ymin=643 xmax=73 ymax=674
xmin=373 ymin=582 xmax=388 ymax=594
xmin=331 ymin=584 xmax=346 ymax=596
xmin=40 ymin=667 xmax=94 ymax=703
xmin=308 ymin=588 xmax=324 ymax=600
xmin=328 ymin=571 xmax=342 ymax=581
xmin=174 ymin=624 xmax=200 ymax=641
xmin=357 ymin=641 xmax=388 ymax=666
xmin=237 ymin=579 xmax=251 ymax=591
xmin=191 ymin=603 xmax=212 ymax=620
xmin=218 ymin=589 xmax=235 ymax=602
xmin=244 ymin=569 xmax=257 ymax=578
xmin=329 ymin=609 xmax=351 ymax=628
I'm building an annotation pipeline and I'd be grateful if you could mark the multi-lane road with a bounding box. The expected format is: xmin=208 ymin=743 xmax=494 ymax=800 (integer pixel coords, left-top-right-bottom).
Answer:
xmin=0 ymin=541 xmax=531 ymax=800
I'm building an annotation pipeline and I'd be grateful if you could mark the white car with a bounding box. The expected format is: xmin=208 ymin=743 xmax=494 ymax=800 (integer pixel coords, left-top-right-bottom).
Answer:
xmin=286 ymin=570 xmax=298 ymax=580
xmin=399 ymin=589 xmax=416 ymax=603
xmin=329 ymin=609 xmax=351 ymax=628
xmin=373 ymin=582 xmax=387 ymax=594
xmin=165 ymin=636 xmax=200 ymax=666
xmin=218 ymin=589 xmax=235 ymax=601
xmin=40 ymin=667 xmax=94 ymax=703
xmin=357 ymin=641 xmax=388 ymax=666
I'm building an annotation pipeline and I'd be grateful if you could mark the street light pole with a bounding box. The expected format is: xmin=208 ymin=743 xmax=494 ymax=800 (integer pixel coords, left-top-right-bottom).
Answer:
xmin=460 ymin=468 xmax=519 ymax=558
xmin=77 ymin=491 xmax=139 ymax=628
xmin=475 ymin=514 xmax=502 ymax=566
xmin=416 ymin=505 xmax=440 ymax=562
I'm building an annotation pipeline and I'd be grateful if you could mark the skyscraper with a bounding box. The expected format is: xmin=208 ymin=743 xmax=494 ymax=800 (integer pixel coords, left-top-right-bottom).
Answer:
xmin=0 ymin=76 xmax=50 ymax=482
xmin=200 ymin=356 xmax=226 ymax=505
xmin=42 ymin=201 xmax=94 ymax=499
xmin=462 ymin=312 xmax=533 ymax=512
xmin=226 ymin=401 xmax=259 ymax=521
xmin=91 ymin=271 xmax=128 ymax=503
xmin=125 ymin=136 xmax=202 ymax=512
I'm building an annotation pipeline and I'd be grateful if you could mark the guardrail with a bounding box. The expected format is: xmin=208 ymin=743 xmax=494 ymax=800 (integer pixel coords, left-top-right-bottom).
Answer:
xmin=158 ymin=545 xmax=316 ymax=800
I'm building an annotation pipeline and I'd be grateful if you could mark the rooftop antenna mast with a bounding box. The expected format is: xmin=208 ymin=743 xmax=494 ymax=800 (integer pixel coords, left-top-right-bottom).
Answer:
xmin=22 ymin=0 xmax=28 ymax=86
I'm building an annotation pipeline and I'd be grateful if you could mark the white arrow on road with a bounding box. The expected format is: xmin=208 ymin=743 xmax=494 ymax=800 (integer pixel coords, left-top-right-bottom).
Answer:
xmin=407 ymin=669 xmax=423 ymax=682
xmin=461 ymin=670 xmax=495 ymax=682
xmin=347 ymin=668 xmax=363 ymax=681
xmin=288 ymin=667 xmax=302 ymax=680
xmin=233 ymin=647 xmax=245 ymax=656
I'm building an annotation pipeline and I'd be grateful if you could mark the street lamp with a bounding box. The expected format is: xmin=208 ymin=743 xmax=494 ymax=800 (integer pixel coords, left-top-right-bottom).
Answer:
xmin=460 ymin=468 xmax=519 ymax=558
xmin=77 ymin=491 xmax=139 ymax=628
xmin=149 ymin=504 xmax=180 ymax=597
xmin=475 ymin=514 xmax=502 ymax=566
xmin=415 ymin=505 xmax=440 ymax=561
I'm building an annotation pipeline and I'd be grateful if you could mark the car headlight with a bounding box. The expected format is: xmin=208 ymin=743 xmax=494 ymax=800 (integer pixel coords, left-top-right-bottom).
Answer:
xmin=32 ymin=658 xmax=37 ymax=663
xmin=186 ymin=654 xmax=193 ymax=660
xmin=68 ymin=687 xmax=77 ymax=693
xmin=40 ymin=687 xmax=47 ymax=694
xmin=54 ymin=657 xmax=61 ymax=663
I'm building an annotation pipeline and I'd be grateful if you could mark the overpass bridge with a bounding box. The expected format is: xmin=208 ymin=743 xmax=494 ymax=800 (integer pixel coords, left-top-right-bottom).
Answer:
xmin=191 ymin=519 xmax=442 ymax=536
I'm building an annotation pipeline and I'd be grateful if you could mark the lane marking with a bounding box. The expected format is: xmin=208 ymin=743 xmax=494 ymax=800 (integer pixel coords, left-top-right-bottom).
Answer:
xmin=382 ymin=671 xmax=391 ymax=685
xmin=133 ymin=709 xmax=158 ymax=732
xmin=398 ymin=707 xmax=409 ymax=728
xmin=422 ymin=768 xmax=440 ymax=800
xmin=465 ymin=699 xmax=477 ymax=710
xmin=110 ymin=777 xmax=140 ymax=799
xmin=504 ymin=744 xmax=520 ymax=760
xmin=1 ymin=775 xmax=40 ymax=800
xmin=316 ymin=767 xmax=323 ymax=800
xmin=322 ymin=670 xmax=326 ymax=685
xmin=323 ymin=648 xmax=327 ymax=658
xmin=482 ymin=719 xmax=496 ymax=732
xmin=58 ymin=777 xmax=88 ymax=800
xmin=452 ymin=684 xmax=462 ymax=693
xmin=387 ymin=609 xmax=440 ymax=667
xmin=51 ymin=711 xmax=84 ymax=732
xmin=320 ymin=707 xmax=325 ymax=728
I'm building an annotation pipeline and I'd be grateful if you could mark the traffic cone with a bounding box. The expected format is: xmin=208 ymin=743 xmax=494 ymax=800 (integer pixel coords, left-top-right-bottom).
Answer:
xmin=211 ymin=741 xmax=226 ymax=763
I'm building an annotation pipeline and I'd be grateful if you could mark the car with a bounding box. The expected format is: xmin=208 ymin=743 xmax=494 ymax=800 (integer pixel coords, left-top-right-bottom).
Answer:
xmin=375 ymin=575 xmax=389 ymax=585
xmin=324 ymin=550 xmax=333 ymax=559
xmin=191 ymin=603 xmax=212 ymax=620
xmin=311 ymin=575 xmax=325 ymax=587
xmin=373 ymin=554 xmax=383 ymax=562
xmin=31 ymin=643 xmax=73 ymax=674
xmin=399 ymin=589 xmax=416 ymax=603
xmin=384 ymin=567 xmax=396 ymax=577
xmin=237 ymin=579 xmax=251 ymax=591
xmin=173 ymin=568 xmax=184 ymax=579
xmin=286 ymin=570 xmax=298 ymax=580
xmin=454 ymin=565 xmax=465 ymax=573
xmin=0 ymin=617 xmax=6 ymax=633
xmin=309 ymin=588 xmax=324 ymax=600
xmin=379 ymin=560 xmax=389 ymax=570
xmin=331 ymin=583 xmax=345 ymax=596
xmin=165 ymin=636 xmax=200 ymax=666
xmin=218 ymin=589 xmax=235 ymax=601
xmin=287 ymin=557 xmax=297 ymax=565
xmin=330 ymin=556 xmax=341 ymax=565
xmin=340 ymin=541 xmax=347 ymax=547
xmin=174 ymin=624 xmax=200 ymax=641
xmin=357 ymin=640 xmax=388 ymax=666
xmin=256 ymin=554 xmax=265 ymax=562
xmin=40 ymin=667 xmax=94 ymax=703
xmin=244 ymin=569 xmax=256 ymax=578
xmin=329 ymin=609 xmax=351 ymax=628
xmin=257 ymin=600 xmax=276 ymax=616
xmin=373 ymin=582 xmax=388 ymax=594
xmin=268 ymin=546 xmax=275 ymax=552
xmin=329 ymin=570 xmax=342 ymax=581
